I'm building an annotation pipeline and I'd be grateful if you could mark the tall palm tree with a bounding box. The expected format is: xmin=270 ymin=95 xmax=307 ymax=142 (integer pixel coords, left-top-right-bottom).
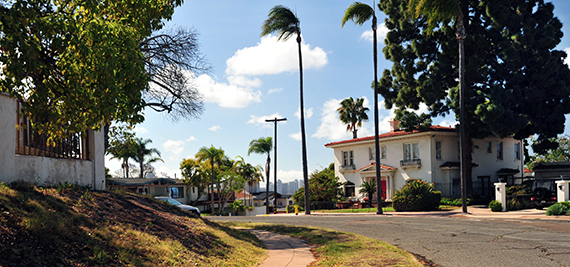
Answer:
xmin=248 ymin=137 xmax=272 ymax=214
xmin=107 ymin=136 xmax=137 ymax=178
xmin=408 ymin=0 xmax=468 ymax=214
xmin=342 ymin=2 xmax=383 ymax=214
xmin=132 ymin=138 xmax=163 ymax=178
xmin=195 ymin=146 xmax=225 ymax=214
xmin=337 ymin=97 xmax=370 ymax=139
xmin=262 ymin=5 xmax=310 ymax=215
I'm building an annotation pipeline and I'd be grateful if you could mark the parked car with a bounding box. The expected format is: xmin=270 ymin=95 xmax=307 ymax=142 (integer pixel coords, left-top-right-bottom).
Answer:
xmin=155 ymin=197 xmax=201 ymax=216
xmin=530 ymin=179 xmax=557 ymax=209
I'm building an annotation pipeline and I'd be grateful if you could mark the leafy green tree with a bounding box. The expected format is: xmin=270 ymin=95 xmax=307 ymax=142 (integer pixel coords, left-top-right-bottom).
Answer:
xmin=293 ymin=166 xmax=343 ymax=207
xmin=0 ymin=0 xmax=185 ymax=143
xmin=217 ymin=156 xmax=247 ymax=213
xmin=406 ymin=0 xmax=469 ymax=212
xmin=337 ymin=97 xmax=369 ymax=139
xmin=262 ymin=5 xmax=310 ymax=214
xmin=248 ymin=137 xmax=273 ymax=213
xmin=378 ymin=0 xmax=570 ymax=198
xmin=235 ymin=157 xmax=264 ymax=206
xmin=342 ymin=2 xmax=384 ymax=214
xmin=180 ymin=158 xmax=210 ymax=206
xmin=359 ymin=180 xmax=377 ymax=207
xmin=229 ymin=200 xmax=247 ymax=216
xmin=195 ymin=146 xmax=225 ymax=214
xmin=132 ymin=138 xmax=163 ymax=179
xmin=527 ymin=135 xmax=570 ymax=170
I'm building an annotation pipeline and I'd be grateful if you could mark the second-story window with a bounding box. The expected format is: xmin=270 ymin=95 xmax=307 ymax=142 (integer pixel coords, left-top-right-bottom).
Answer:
xmin=515 ymin=143 xmax=520 ymax=160
xmin=497 ymin=142 xmax=503 ymax=160
xmin=381 ymin=146 xmax=387 ymax=159
xmin=436 ymin=141 xmax=442 ymax=160
xmin=404 ymin=143 xmax=419 ymax=161
xmin=486 ymin=141 xmax=492 ymax=153
xmin=369 ymin=147 xmax=375 ymax=160
xmin=343 ymin=150 xmax=354 ymax=166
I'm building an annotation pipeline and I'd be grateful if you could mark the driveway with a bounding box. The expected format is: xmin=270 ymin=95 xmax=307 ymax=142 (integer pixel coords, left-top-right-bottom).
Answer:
xmin=211 ymin=212 xmax=570 ymax=266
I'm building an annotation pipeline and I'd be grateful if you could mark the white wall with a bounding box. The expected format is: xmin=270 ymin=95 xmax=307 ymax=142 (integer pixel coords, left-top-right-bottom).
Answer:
xmin=0 ymin=93 xmax=105 ymax=190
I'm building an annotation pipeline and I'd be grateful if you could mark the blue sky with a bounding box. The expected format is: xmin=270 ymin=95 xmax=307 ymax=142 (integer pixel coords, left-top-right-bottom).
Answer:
xmin=106 ymin=0 xmax=570 ymax=182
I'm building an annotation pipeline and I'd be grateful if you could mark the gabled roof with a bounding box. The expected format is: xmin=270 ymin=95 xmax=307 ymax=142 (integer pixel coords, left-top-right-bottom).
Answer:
xmin=324 ymin=125 xmax=456 ymax=147
xmin=354 ymin=162 xmax=397 ymax=173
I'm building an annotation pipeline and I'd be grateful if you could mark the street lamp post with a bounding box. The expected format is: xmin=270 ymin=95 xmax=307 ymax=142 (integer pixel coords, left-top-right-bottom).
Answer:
xmin=266 ymin=117 xmax=287 ymax=214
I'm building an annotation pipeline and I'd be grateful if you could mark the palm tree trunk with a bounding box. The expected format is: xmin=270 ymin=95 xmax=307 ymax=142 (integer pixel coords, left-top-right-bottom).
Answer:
xmin=210 ymin=161 xmax=215 ymax=215
xmin=372 ymin=15 xmax=383 ymax=215
xmin=139 ymin=158 xmax=144 ymax=178
xmin=265 ymin=156 xmax=271 ymax=214
xmin=457 ymin=7 xmax=468 ymax=214
xmin=297 ymin=34 xmax=310 ymax=215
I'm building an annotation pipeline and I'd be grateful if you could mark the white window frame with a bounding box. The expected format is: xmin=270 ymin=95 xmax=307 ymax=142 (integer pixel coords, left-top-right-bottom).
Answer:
xmin=435 ymin=141 xmax=442 ymax=160
xmin=369 ymin=147 xmax=375 ymax=160
xmin=343 ymin=150 xmax=354 ymax=166
xmin=381 ymin=146 xmax=387 ymax=159
xmin=404 ymin=143 xmax=420 ymax=161
xmin=497 ymin=142 xmax=503 ymax=160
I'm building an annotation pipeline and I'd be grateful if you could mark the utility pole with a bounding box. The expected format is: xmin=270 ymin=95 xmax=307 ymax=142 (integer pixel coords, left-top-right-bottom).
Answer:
xmin=266 ymin=117 xmax=287 ymax=214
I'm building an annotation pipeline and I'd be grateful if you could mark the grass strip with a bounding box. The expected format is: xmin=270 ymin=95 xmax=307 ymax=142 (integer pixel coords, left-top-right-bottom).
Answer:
xmin=221 ymin=222 xmax=426 ymax=267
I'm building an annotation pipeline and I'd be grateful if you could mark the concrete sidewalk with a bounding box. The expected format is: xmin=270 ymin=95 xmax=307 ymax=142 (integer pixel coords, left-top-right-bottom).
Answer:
xmin=243 ymin=229 xmax=315 ymax=267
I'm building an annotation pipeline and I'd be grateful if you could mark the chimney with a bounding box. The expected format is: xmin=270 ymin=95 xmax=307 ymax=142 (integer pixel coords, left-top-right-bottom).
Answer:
xmin=389 ymin=118 xmax=400 ymax=132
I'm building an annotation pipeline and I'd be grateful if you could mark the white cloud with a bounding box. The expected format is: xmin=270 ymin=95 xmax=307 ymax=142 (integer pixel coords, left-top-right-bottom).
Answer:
xmin=361 ymin=23 xmax=389 ymax=43
xmin=133 ymin=126 xmax=148 ymax=134
xmin=565 ymin=47 xmax=570 ymax=66
xmin=268 ymin=88 xmax=283 ymax=94
xmin=312 ymin=98 xmax=373 ymax=140
xmin=163 ymin=140 xmax=185 ymax=161
xmin=186 ymin=136 xmax=197 ymax=142
xmin=226 ymin=35 xmax=328 ymax=76
xmin=194 ymin=73 xmax=262 ymax=108
xmin=247 ymin=113 xmax=286 ymax=128
xmin=289 ymin=132 xmax=302 ymax=141
xmin=294 ymin=107 xmax=314 ymax=119
xmin=208 ymin=125 xmax=222 ymax=132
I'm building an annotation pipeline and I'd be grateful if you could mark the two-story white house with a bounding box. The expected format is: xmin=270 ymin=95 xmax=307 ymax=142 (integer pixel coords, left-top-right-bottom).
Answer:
xmin=324 ymin=120 xmax=524 ymax=202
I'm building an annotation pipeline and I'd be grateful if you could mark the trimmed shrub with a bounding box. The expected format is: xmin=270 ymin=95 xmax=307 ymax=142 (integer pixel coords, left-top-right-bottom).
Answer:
xmin=440 ymin=197 xmax=471 ymax=206
xmin=546 ymin=203 xmax=569 ymax=216
xmin=393 ymin=180 xmax=441 ymax=211
xmin=489 ymin=200 xmax=503 ymax=212
xmin=506 ymin=197 xmax=532 ymax=211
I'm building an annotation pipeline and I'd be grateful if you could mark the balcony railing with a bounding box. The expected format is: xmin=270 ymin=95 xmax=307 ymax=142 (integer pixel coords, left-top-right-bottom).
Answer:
xmin=339 ymin=164 xmax=356 ymax=173
xmin=400 ymin=159 xmax=421 ymax=169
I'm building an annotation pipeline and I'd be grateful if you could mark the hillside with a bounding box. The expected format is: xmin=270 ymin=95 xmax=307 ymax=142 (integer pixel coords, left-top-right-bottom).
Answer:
xmin=0 ymin=182 xmax=265 ymax=266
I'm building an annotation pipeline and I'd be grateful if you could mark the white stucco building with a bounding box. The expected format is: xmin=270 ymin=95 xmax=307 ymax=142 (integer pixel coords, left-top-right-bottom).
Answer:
xmin=0 ymin=93 xmax=106 ymax=190
xmin=325 ymin=120 xmax=524 ymax=201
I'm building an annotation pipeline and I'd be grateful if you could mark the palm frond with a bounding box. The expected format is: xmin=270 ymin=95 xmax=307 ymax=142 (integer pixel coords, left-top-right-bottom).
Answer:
xmin=261 ymin=5 xmax=300 ymax=41
xmin=342 ymin=2 xmax=374 ymax=27
xmin=408 ymin=0 xmax=460 ymax=33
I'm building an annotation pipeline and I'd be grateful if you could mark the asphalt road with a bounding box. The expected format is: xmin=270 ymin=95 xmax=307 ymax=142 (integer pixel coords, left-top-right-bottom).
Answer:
xmin=211 ymin=214 xmax=570 ymax=267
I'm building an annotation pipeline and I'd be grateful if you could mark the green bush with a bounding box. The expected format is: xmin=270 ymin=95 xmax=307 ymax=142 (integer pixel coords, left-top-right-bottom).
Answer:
xmin=440 ymin=197 xmax=471 ymax=206
xmin=546 ymin=203 xmax=569 ymax=216
xmin=506 ymin=197 xmax=532 ymax=211
xmin=489 ymin=200 xmax=503 ymax=212
xmin=392 ymin=180 xmax=441 ymax=211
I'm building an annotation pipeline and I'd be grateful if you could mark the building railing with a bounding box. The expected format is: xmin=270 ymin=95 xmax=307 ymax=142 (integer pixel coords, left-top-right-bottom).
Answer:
xmin=339 ymin=164 xmax=356 ymax=173
xmin=15 ymin=102 xmax=89 ymax=160
xmin=400 ymin=159 xmax=421 ymax=168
